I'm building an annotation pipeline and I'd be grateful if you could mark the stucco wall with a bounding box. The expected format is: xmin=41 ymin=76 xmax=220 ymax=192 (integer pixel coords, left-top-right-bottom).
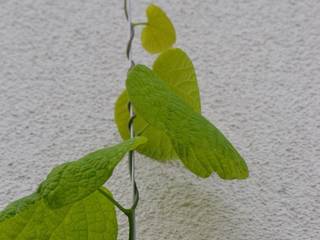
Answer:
xmin=0 ymin=0 xmax=319 ymax=239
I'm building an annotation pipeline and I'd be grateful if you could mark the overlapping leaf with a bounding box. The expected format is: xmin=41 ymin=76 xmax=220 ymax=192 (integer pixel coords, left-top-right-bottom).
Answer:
xmin=115 ymin=48 xmax=200 ymax=160
xmin=126 ymin=65 xmax=249 ymax=179
xmin=153 ymin=48 xmax=201 ymax=112
xmin=0 ymin=188 xmax=117 ymax=240
xmin=0 ymin=138 xmax=148 ymax=239
xmin=39 ymin=137 xmax=147 ymax=208
xmin=141 ymin=4 xmax=176 ymax=54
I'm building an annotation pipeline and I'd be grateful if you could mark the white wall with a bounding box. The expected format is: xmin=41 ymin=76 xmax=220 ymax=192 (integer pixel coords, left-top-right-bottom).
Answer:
xmin=0 ymin=0 xmax=319 ymax=239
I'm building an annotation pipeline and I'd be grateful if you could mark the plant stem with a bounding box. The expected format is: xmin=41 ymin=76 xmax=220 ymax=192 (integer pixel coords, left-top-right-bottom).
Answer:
xmin=127 ymin=210 xmax=135 ymax=240
xmin=99 ymin=184 xmax=139 ymax=240
xmin=98 ymin=188 xmax=129 ymax=215
xmin=125 ymin=1 xmax=138 ymax=240
xmin=133 ymin=22 xmax=148 ymax=27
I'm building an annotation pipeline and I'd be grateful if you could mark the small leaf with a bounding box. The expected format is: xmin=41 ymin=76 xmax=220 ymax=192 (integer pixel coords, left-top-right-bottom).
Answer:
xmin=126 ymin=65 xmax=249 ymax=180
xmin=141 ymin=4 xmax=176 ymax=54
xmin=39 ymin=137 xmax=147 ymax=208
xmin=0 ymin=188 xmax=117 ymax=240
xmin=115 ymin=48 xmax=200 ymax=160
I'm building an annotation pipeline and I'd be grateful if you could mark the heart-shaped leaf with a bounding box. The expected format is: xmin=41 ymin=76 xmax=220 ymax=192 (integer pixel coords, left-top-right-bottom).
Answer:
xmin=126 ymin=65 xmax=249 ymax=180
xmin=141 ymin=4 xmax=176 ymax=54
xmin=115 ymin=48 xmax=200 ymax=160
xmin=153 ymin=48 xmax=201 ymax=112
xmin=0 ymin=188 xmax=117 ymax=240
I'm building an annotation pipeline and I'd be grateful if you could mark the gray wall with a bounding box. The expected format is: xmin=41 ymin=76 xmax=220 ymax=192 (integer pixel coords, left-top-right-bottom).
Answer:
xmin=0 ymin=0 xmax=319 ymax=239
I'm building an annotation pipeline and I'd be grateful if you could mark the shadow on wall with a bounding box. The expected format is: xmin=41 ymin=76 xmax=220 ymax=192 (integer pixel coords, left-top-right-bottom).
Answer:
xmin=139 ymin=170 xmax=243 ymax=240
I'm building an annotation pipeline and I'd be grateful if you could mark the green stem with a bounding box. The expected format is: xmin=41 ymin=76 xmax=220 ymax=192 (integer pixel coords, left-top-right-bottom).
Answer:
xmin=99 ymin=185 xmax=139 ymax=240
xmin=127 ymin=210 xmax=135 ymax=240
xmin=128 ymin=182 xmax=139 ymax=240
xmin=132 ymin=22 xmax=148 ymax=27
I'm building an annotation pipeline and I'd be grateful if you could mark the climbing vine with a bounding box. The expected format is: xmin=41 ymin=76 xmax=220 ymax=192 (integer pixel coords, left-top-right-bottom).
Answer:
xmin=0 ymin=3 xmax=249 ymax=240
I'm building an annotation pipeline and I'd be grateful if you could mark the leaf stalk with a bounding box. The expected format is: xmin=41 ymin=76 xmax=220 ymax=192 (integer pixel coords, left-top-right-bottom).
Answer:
xmin=133 ymin=22 xmax=148 ymax=27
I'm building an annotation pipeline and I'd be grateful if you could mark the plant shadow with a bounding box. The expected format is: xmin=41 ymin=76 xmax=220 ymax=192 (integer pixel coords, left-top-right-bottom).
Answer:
xmin=137 ymin=167 xmax=241 ymax=240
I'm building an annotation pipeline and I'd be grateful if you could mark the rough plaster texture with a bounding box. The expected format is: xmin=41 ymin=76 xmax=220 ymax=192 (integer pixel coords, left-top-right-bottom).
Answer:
xmin=0 ymin=0 xmax=319 ymax=239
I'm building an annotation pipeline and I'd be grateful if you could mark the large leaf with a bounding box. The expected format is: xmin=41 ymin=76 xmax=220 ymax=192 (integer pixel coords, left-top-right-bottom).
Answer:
xmin=126 ymin=65 xmax=249 ymax=180
xmin=39 ymin=137 xmax=147 ymax=208
xmin=0 ymin=188 xmax=117 ymax=240
xmin=115 ymin=48 xmax=200 ymax=160
xmin=115 ymin=91 xmax=177 ymax=160
xmin=141 ymin=4 xmax=176 ymax=54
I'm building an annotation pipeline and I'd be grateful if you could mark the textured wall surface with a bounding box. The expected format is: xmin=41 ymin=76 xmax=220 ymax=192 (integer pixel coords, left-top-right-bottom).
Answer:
xmin=0 ymin=0 xmax=319 ymax=239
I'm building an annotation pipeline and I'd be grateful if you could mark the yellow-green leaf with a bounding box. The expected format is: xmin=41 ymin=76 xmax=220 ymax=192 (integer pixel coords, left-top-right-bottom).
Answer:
xmin=126 ymin=65 xmax=249 ymax=180
xmin=114 ymin=48 xmax=200 ymax=160
xmin=153 ymin=48 xmax=201 ymax=112
xmin=115 ymin=91 xmax=177 ymax=160
xmin=141 ymin=4 xmax=176 ymax=54
xmin=0 ymin=188 xmax=117 ymax=240
xmin=39 ymin=137 xmax=147 ymax=208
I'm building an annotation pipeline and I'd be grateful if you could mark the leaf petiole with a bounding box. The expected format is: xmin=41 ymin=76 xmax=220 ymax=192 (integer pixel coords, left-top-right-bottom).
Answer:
xmin=132 ymin=22 xmax=148 ymax=27
xmin=98 ymin=187 xmax=130 ymax=215
xmin=98 ymin=183 xmax=139 ymax=215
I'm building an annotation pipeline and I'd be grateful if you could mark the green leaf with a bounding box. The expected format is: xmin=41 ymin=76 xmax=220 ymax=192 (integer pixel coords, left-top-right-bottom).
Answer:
xmin=115 ymin=91 xmax=177 ymax=160
xmin=0 ymin=188 xmax=117 ymax=240
xmin=39 ymin=137 xmax=147 ymax=208
xmin=141 ymin=4 xmax=176 ymax=54
xmin=153 ymin=48 xmax=201 ymax=112
xmin=114 ymin=48 xmax=200 ymax=160
xmin=0 ymin=193 xmax=39 ymax=223
xmin=126 ymin=65 xmax=249 ymax=180
xmin=0 ymin=138 xmax=145 ymax=239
